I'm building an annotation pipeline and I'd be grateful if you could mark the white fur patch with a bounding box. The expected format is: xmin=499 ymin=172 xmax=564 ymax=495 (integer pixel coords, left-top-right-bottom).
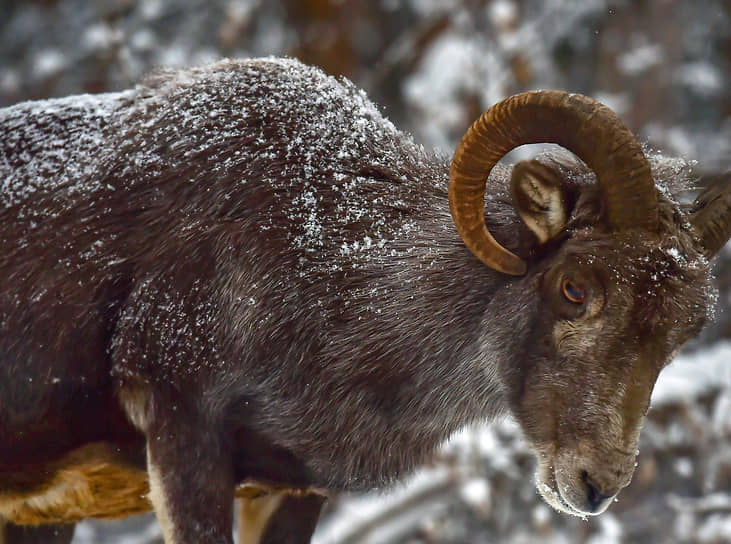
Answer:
xmin=238 ymin=493 xmax=285 ymax=544
xmin=147 ymin=451 xmax=176 ymax=544
xmin=119 ymin=387 xmax=152 ymax=433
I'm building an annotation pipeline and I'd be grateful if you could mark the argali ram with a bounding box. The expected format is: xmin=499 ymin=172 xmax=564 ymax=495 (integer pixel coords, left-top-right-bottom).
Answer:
xmin=0 ymin=58 xmax=729 ymax=543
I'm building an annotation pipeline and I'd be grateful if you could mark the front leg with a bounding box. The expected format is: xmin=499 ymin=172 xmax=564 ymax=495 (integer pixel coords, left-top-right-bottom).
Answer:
xmin=145 ymin=402 xmax=235 ymax=544
xmin=113 ymin=276 xmax=242 ymax=543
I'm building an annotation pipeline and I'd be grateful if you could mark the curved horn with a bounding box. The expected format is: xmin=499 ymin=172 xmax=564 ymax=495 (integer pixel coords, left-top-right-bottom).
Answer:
xmin=449 ymin=90 xmax=658 ymax=275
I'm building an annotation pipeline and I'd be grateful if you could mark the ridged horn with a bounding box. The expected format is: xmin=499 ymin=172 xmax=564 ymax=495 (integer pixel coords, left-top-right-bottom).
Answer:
xmin=449 ymin=90 xmax=658 ymax=275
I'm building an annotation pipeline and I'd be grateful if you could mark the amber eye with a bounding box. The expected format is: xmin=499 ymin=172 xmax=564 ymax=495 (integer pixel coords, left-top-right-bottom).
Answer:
xmin=561 ymin=278 xmax=585 ymax=304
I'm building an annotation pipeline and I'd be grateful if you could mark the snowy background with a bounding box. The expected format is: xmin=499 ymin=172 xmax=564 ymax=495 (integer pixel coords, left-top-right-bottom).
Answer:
xmin=0 ymin=0 xmax=728 ymax=542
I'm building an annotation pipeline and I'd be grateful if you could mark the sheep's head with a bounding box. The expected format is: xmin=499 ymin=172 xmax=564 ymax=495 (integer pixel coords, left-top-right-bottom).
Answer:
xmin=450 ymin=91 xmax=730 ymax=516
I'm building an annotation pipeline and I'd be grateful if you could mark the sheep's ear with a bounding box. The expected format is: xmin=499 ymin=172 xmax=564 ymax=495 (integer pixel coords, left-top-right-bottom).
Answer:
xmin=510 ymin=160 xmax=569 ymax=244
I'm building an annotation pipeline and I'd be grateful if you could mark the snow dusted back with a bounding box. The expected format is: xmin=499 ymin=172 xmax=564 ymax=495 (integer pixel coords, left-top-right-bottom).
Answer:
xmin=1 ymin=91 xmax=134 ymax=207
xmin=2 ymin=57 xmax=442 ymax=272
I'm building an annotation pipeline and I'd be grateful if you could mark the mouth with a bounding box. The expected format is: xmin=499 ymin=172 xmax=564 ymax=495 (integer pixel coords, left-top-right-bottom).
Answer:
xmin=536 ymin=466 xmax=591 ymax=517
xmin=535 ymin=461 xmax=618 ymax=517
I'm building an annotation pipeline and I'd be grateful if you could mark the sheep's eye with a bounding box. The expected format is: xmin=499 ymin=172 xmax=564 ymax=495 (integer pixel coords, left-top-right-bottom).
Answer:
xmin=561 ymin=278 xmax=585 ymax=304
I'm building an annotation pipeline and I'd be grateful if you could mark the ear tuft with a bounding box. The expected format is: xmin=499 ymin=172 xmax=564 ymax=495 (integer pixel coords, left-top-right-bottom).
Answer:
xmin=510 ymin=160 xmax=569 ymax=243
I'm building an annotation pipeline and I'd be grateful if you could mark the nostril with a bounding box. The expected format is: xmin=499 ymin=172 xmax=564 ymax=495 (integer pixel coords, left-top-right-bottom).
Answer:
xmin=583 ymin=472 xmax=612 ymax=512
